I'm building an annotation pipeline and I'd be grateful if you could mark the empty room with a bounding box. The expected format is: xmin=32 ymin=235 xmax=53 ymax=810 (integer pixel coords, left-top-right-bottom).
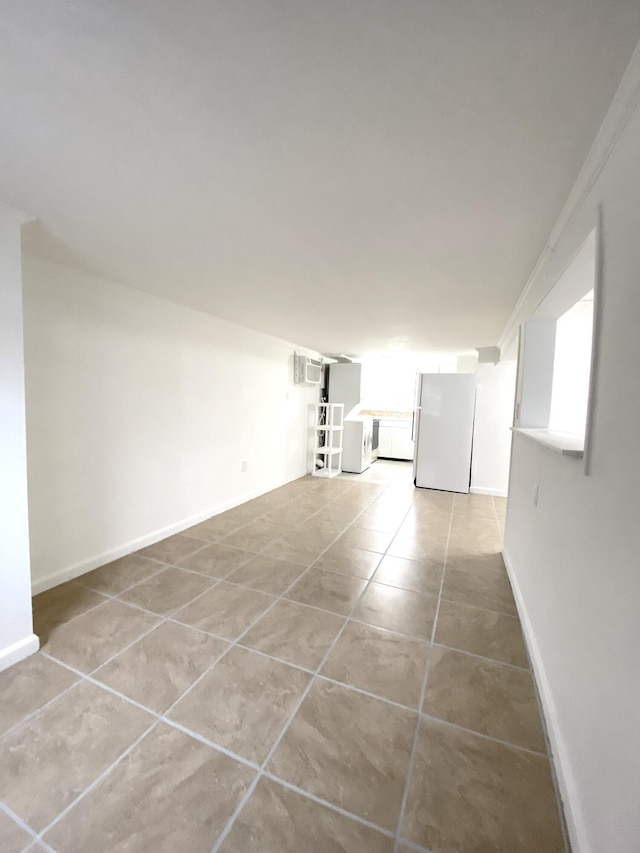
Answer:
xmin=1 ymin=2 xmax=640 ymax=852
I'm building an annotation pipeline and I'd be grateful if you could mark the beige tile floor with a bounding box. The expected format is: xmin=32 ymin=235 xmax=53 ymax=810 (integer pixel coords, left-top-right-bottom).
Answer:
xmin=0 ymin=461 xmax=568 ymax=853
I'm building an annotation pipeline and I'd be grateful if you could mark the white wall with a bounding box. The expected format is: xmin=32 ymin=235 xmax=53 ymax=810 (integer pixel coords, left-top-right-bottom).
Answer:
xmin=503 ymin=60 xmax=640 ymax=853
xmin=470 ymin=361 xmax=516 ymax=496
xmin=0 ymin=206 xmax=38 ymax=671
xmin=360 ymin=353 xmax=460 ymax=411
xmin=23 ymin=256 xmax=319 ymax=592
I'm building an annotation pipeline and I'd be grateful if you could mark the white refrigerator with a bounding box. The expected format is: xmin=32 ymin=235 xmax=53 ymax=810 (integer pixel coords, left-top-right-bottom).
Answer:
xmin=413 ymin=373 xmax=477 ymax=493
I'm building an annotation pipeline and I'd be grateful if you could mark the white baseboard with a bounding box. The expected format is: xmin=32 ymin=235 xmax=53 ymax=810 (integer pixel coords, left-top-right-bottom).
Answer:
xmin=31 ymin=471 xmax=308 ymax=595
xmin=0 ymin=633 xmax=40 ymax=673
xmin=502 ymin=548 xmax=586 ymax=853
xmin=470 ymin=486 xmax=508 ymax=497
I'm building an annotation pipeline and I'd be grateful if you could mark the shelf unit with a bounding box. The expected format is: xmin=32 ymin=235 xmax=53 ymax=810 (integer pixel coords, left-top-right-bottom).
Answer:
xmin=313 ymin=403 xmax=344 ymax=478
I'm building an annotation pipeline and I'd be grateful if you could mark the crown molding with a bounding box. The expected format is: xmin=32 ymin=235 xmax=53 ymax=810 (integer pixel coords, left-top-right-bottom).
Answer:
xmin=498 ymin=39 xmax=640 ymax=354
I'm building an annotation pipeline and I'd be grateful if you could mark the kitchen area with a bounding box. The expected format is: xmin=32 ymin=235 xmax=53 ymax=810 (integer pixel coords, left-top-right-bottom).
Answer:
xmin=313 ymin=353 xmax=517 ymax=497
xmin=322 ymin=361 xmax=415 ymax=475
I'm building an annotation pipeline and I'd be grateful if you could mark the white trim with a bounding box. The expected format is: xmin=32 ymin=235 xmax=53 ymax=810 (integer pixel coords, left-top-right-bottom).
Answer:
xmin=0 ymin=633 xmax=39 ymax=673
xmin=31 ymin=472 xmax=307 ymax=595
xmin=511 ymin=428 xmax=584 ymax=458
xmin=502 ymin=548 xmax=588 ymax=853
xmin=469 ymin=486 xmax=508 ymax=497
xmin=499 ymin=40 xmax=640 ymax=355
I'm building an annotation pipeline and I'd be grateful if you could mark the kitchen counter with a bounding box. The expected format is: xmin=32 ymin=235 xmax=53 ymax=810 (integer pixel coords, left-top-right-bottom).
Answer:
xmin=359 ymin=409 xmax=413 ymax=419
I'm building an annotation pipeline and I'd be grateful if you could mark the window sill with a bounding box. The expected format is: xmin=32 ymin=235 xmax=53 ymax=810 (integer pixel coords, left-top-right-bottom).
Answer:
xmin=511 ymin=428 xmax=585 ymax=458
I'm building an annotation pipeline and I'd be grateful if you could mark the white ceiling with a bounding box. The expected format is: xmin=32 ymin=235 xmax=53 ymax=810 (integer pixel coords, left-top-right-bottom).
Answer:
xmin=2 ymin=1 xmax=639 ymax=355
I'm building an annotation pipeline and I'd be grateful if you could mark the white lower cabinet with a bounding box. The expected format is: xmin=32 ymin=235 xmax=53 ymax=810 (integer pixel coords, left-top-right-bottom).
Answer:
xmin=377 ymin=421 xmax=414 ymax=460
xmin=378 ymin=427 xmax=394 ymax=458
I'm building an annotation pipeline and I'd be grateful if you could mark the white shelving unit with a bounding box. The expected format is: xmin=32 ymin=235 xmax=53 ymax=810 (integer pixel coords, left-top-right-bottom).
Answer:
xmin=313 ymin=403 xmax=344 ymax=478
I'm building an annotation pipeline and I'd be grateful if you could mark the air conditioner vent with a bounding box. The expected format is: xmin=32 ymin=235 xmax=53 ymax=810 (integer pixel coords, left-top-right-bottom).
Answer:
xmin=294 ymin=352 xmax=322 ymax=385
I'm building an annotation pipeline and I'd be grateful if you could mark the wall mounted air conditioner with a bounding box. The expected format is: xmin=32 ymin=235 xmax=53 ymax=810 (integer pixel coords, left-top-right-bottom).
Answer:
xmin=294 ymin=352 xmax=322 ymax=386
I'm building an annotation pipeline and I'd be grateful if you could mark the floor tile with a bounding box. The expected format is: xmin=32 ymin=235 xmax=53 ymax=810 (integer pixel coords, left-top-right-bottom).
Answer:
xmin=321 ymin=621 xmax=429 ymax=708
xmin=352 ymin=512 xmax=403 ymax=534
xmin=398 ymin=510 xmax=451 ymax=538
xmin=137 ymin=533 xmax=207 ymax=565
xmin=175 ymin=582 xmax=275 ymax=640
xmin=401 ymin=717 xmax=564 ymax=852
xmin=168 ymin=646 xmax=310 ymax=763
xmin=265 ymin=505 xmax=318 ymax=527
xmin=423 ymin=646 xmax=546 ymax=752
xmin=332 ymin=527 xmax=394 ymax=553
xmin=445 ymin=551 xmax=508 ymax=574
xmin=386 ymin=536 xmax=447 ymax=563
xmin=93 ymin=622 xmax=228 ymax=713
xmin=371 ymin=554 xmax=443 ymax=595
xmin=262 ymin=531 xmax=335 ymax=566
xmin=183 ymin=516 xmax=243 ymax=542
xmin=241 ymin=598 xmax=345 ymax=670
xmin=118 ymin=567 xmax=214 ymax=615
xmin=75 ymin=554 xmax=165 ymax=595
xmin=412 ymin=490 xmax=455 ymax=511
xmin=442 ymin=564 xmax=517 ymax=615
xmin=0 ymin=808 xmax=33 ymax=853
xmin=44 ymin=723 xmax=255 ymax=853
xmin=0 ymin=680 xmax=153 ymax=831
xmin=352 ymin=582 xmax=437 ymax=640
xmin=219 ymin=776 xmax=394 ymax=853
xmin=220 ymin=505 xmax=262 ymax=526
xmin=285 ymin=569 xmax=367 ymax=615
xmin=0 ymin=653 xmax=78 ymax=736
xmin=176 ymin=542 xmax=255 ymax=578
xmin=448 ymin=533 xmax=503 ymax=558
xmin=41 ymin=600 xmax=160 ymax=674
xmin=448 ymin=517 xmax=503 ymax=555
xmin=8 ymin=466 xmax=565 ymax=851
xmin=225 ymin=555 xmax=306 ymax=595
xmin=314 ymin=542 xmax=382 ymax=579
xmin=268 ymin=680 xmax=416 ymax=831
xmin=453 ymin=493 xmax=498 ymax=519
xmin=32 ymin=583 xmax=108 ymax=642
xmin=220 ymin=516 xmax=287 ymax=551
xmin=435 ymin=598 xmax=528 ymax=667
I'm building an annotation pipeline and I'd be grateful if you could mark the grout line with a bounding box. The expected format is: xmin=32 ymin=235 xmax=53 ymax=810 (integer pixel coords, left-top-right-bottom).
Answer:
xmin=35 ymin=720 xmax=161 ymax=844
xmin=418 ymin=712 xmax=549 ymax=758
xmin=429 ymin=642 xmax=531 ymax=672
xmin=0 ymin=800 xmax=39 ymax=844
xmin=159 ymin=720 xmax=260 ymax=772
xmin=38 ymin=652 xmax=165 ymax=718
xmin=393 ymin=496 xmax=455 ymax=852
xmin=32 ymin=836 xmax=57 ymax=853
xmin=40 ymin=597 xmax=549 ymax=760
xmin=73 ymin=558 xmax=170 ymax=595
xmin=208 ymin=490 xmax=417 ymax=853
xmin=37 ymin=562 xmax=220 ymax=641
xmin=160 ymin=484 xmax=380 ymax=727
xmin=0 ymin=675 xmax=84 ymax=742
xmin=313 ymin=673 xmax=419 ymax=715
xmin=259 ymin=772 xmax=398 ymax=840
xmin=37 ymin=573 xmax=225 ymax=685
xmin=24 ymin=476 xmax=535 ymax=853
xmin=438 ymin=590 xmax=518 ymax=620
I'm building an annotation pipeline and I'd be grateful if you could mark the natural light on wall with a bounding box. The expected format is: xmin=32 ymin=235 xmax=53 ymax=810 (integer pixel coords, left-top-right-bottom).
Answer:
xmin=549 ymin=290 xmax=594 ymax=436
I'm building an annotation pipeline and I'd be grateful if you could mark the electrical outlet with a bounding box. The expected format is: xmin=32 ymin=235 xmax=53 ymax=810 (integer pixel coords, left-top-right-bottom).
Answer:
xmin=533 ymin=484 xmax=539 ymax=507
xmin=241 ymin=461 xmax=248 ymax=473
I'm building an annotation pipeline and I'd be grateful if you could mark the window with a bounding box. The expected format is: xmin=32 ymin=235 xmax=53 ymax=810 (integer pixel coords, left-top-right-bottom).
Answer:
xmin=514 ymin=227 xmax=598 ymax=461
xmin=548 ymin=290 xmax=594 ymax=436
